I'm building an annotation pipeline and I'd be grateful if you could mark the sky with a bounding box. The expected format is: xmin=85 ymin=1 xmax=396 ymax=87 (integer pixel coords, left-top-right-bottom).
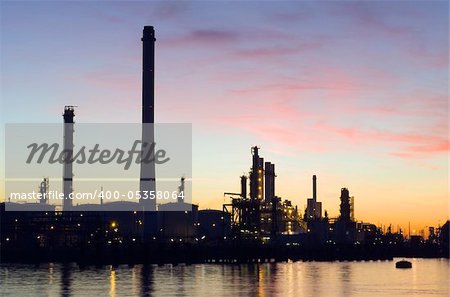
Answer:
xmin=1 ymin=1 xmax=448 ymax=233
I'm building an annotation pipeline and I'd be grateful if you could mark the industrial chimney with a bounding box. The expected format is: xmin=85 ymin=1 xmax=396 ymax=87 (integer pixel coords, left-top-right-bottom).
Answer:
xmin=250 ymin=146 xmax=264 ymax=200
xmin=264 ymin=162 xmax=275 ymax=203
xmin=39 ymin=177 xmax=49 ymax=205
xmin=139 ymin=26 xmax=157 ymax=212
xmin=240 ymin=175 xmax=247 ymax=199
xmin=339 ymin=188 xmax=351 ymax=221
xmin=141 ymin=26 xmax=155 ymax=124
xmin=306 ymin=174 xmax=322 ymax=220
xmin=178 ymin=177 xmax=185 ymax=203
xmin=63 ymin=106 xmax=75 ymax=211
xmin=313 ymin=175 xmax=317 ymax=202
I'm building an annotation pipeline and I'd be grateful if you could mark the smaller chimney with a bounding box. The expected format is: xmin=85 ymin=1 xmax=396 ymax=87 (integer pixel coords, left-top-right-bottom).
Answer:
xmin=39 ymin=177 xmax=49 ymax=204
xmin=313 ymin=175 xmax=317 ymax=202
xmin=63 ymin=106 xmax=75 ymax=211
xmin=178 ymin=176 xmax=185 ymax=203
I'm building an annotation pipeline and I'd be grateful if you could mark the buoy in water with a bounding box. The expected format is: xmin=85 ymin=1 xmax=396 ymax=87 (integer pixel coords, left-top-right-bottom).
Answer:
xmin=396 ymin=260 xmax=412 ymax=269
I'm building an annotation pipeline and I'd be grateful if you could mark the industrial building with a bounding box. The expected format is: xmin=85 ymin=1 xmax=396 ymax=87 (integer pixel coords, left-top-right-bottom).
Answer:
xmin=197 ymin=209 xmax=231 ymax=242
xmin=223 ymin=146 xmax=306 ymax=243
xmin=331 ymin=187 xmax=357 ymax=243
xmin=305 ymin=175 xmax=322 ymax=220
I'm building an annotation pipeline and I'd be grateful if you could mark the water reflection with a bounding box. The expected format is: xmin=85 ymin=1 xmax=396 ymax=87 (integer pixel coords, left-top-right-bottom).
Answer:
xmin=258 ymin=265 xmax=266 ymax=297
xmin=48 ymin=262 xmax=54 ymax=286
xmin=339 ymin=264 xmax=352 ymax=297
xmin=109 ymin=268 xmax=116 ymax=297
xmin=60 ymin=263 xmax=72 ymax=297
xmin=0 ymin=259 xmax=448 ymax=297
xmin=140 ymin=265 xmax=153 ymax=297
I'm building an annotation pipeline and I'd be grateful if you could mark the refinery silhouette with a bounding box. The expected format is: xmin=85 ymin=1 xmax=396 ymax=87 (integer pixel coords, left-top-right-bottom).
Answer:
xmin=1 ymin=26 xmax=448 ymax=264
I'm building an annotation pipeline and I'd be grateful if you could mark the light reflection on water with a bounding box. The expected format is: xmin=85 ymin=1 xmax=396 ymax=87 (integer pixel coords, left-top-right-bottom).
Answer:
xmin=1 ymin=258 xmax=448 ymax=297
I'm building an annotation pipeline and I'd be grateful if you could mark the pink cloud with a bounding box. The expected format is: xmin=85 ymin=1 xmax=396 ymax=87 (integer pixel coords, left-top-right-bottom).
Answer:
xmin=80 ymin=70 xmax=139 ymax=92
xmin=331 ymin=3 xmax=418 ymax=39
xmin=211 ymin=97 xmax=448 ymax=159
xmin=163 ymin=29 xmax=239 ymax=47
xmin=320 ymin=123 xmax=449 ymax=157
xmin=225 ymin=64 xmax=363 ymax=98
xmin=407 ymin=139 xmax=449 ymax=154
xmin=232 ymin=41 xmax=323 ymax=59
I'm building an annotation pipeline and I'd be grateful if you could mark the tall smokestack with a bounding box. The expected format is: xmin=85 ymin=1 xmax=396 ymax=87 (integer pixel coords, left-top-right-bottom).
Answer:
xmin=141 ymin=26 xmax=155 ymax=124
xmin=313 ymin=175 xmax=317 ymax=202
xmin=139 ymin=26 xmax=156 ymax=212
xmin=63 ymin=106 xmax=75 ymax=211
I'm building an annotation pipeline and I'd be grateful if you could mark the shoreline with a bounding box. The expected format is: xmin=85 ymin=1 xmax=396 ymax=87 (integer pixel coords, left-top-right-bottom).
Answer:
xmin=2 ymin=243 xmax=448 ymax=265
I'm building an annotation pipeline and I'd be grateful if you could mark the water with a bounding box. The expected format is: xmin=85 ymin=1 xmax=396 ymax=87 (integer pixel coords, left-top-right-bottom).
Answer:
xmin=1 ymin=258 xmax=448 ymax=297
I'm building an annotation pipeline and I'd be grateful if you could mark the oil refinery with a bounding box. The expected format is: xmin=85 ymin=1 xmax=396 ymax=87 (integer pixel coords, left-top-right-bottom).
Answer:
xmin=1 ymin=26 xmax=448 ymax=264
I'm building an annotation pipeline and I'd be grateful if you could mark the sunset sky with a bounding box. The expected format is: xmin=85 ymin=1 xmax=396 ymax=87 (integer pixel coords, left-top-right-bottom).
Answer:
xmin=1 ymin=1 xmax=448 ymax=233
